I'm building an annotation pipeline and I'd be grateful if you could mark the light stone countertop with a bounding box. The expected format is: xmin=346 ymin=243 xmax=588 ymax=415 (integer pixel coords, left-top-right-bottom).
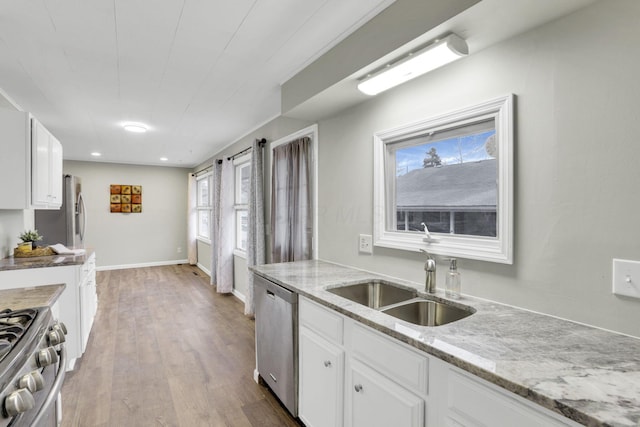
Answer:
xmin=251 ymin=259 xmax=640 ymax=427
xmin=0 ymin=249 xmax=95 ymax=272
xmin=0 ymin=284 xmax=65 ymax=310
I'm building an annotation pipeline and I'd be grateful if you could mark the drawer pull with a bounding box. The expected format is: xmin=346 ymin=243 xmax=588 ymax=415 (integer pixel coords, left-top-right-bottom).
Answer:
xmin=324 ymin=360 xmax=332 ymax=368
xmin=354 ymin=384 xmax=363 ymax=393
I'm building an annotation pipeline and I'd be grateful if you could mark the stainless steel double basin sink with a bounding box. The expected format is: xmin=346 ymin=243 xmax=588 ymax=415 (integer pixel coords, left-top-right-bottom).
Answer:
xmin=326 ymin=280 xmax=475 ymax=327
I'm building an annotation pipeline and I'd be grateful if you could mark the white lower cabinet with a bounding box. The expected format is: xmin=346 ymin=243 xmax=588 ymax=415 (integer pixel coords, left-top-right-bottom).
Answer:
xmin=298 ymin=296 xmax=581 ymax=427
xmin=0 ymin=253 xmax=98 ymax=370
xmin=431 ymin=357 xmax=580 ymax=427
xmin=347 ymin=359 xmax=424 ymax=427
xmin=299 ymin=326 xmax=344 ymax=427
xmin=78 ymin=254 xmax=97 ymax=353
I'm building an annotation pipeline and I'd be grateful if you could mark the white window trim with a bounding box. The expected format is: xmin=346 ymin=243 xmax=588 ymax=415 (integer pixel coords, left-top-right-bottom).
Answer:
xmin=233 ymin=153 xmax=251 ymax=257
xmin=270 ymin=124 xmax=319 ymax=259
xmin=373 ymin=94 xmax=514 ymax=264
xmin=196 ymin=171 xmax=212 ymax=244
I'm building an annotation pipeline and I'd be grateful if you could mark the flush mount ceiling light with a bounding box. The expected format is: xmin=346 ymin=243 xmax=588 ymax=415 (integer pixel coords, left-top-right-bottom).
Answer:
xmin=122 ymin=122 xmax=148 ymax=133
xmin=160 ymin=157 xmax=168 ymax=162
xmin=357 ymin=33 xmax=469 ymax=96
xmin=91 ymin=152 xmax=101 ymax=157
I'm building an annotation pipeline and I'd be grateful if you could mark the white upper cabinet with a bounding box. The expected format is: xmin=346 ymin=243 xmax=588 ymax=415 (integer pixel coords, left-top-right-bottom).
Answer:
xmin=31 ymin=118 xmax=63 ymax=209
xmin=0 ymin=110 xmax=63 ymax=210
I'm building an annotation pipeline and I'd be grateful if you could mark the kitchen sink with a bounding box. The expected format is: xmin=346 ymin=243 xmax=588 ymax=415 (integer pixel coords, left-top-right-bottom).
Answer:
xmin=382 ymin=299 xmax=474 ymax=327
xmin=326 ymin=280 xmax=416 ymax=309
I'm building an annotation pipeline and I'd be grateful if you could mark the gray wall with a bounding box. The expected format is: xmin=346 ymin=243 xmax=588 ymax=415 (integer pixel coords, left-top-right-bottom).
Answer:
xmin=316 ymin=0 xmax=640 ymax=336
xmin=64 ymin=160 xmax=191 ymax=268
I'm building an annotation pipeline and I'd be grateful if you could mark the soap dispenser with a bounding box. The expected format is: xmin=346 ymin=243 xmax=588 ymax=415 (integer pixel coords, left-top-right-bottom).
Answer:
xmin=445 ymin=258 xmax=461 ymax=299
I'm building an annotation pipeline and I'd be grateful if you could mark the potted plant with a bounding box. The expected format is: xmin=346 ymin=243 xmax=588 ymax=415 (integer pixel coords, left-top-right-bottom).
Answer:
xmin=18 ymin=229 xmax=43 ymax=251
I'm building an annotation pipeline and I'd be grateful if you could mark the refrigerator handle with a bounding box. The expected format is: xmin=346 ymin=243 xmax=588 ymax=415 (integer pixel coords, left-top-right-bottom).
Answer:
xmin=77 ymin=192 xmax=87 ymax=241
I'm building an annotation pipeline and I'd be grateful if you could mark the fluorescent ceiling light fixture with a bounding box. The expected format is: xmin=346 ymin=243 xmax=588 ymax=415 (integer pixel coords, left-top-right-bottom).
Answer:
xmin=357 ymin=33 xmax=468 ymax=96
xmin=123 ymin=122 xmax=148 ymax=133
xmin=91 ymin=152 xmax=101 ymax=157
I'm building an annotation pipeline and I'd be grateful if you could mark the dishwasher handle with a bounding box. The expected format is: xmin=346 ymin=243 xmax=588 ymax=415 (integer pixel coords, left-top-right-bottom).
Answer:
xmin=254 ymin=275 xmax=297 ymax=304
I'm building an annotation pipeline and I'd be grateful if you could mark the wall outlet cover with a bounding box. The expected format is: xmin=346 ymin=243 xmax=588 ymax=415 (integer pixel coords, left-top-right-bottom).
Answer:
xmin=359 ymin=234 xmax=373 ymax=254
xmin=613 ymin=258 xmax=640 ymax=299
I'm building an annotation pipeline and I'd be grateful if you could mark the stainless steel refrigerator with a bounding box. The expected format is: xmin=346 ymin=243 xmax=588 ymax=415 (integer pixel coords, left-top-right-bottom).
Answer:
xmin=35 ymin=175 xmax=86 ymax=248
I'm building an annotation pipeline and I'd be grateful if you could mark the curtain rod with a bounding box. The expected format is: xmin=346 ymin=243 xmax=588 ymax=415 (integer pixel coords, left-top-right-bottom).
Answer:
xmin=193 ymin=165 xmax=212 ymax=176
xmin=226 ymin=138 xmax=267 ymax=161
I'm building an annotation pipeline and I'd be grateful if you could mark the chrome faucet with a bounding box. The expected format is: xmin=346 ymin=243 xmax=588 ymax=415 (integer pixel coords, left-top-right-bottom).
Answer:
xmin=421 ymin=249 xmax=436 ymax=294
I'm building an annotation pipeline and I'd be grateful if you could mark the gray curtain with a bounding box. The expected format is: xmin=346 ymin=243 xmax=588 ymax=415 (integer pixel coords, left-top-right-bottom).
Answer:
xmin=210 ymin=161 xmax=222 ymax=286
xmin=271 ymin=136 xmax=312 ymax=262
xmin=245 ymin=139 xmax=265 ymax=316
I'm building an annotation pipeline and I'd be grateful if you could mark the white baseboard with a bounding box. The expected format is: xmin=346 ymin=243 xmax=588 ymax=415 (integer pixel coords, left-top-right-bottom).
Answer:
xmin=232 ymin=289 xmax=246 ymax=302
xmin=96 ymin=259 xmax=189 ymax=271
xmin=196 ymin=263 xmax=212 ymax=277
xmin=253 ymin=368 xmax=260 ymax=384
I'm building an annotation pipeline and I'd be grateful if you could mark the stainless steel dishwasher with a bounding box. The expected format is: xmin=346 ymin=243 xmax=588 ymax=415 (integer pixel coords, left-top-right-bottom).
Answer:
xmin=254 ymin=273 xmax=298 ymax=417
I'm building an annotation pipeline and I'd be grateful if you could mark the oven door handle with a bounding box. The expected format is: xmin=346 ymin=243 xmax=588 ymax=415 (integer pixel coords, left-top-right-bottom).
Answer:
xmin=31 ymin=344 xmax=67 ymax=427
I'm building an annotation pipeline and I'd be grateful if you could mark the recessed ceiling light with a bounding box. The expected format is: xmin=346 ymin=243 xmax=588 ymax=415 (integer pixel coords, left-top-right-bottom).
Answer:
xmin=123 ymin=122 xmax=148 ymax=133
xmin=91 ymin=152 xmax=101 ymax=157
xmin=160 ymin=157 xmax=168 ymax=161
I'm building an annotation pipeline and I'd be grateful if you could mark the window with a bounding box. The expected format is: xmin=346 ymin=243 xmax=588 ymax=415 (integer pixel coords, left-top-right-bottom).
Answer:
xmin=373 ymin=95 xmax=514 ymax=263
xmin=234 ymin=154 xmax=251 ymax=254
xmin=196 ymin=172 xmax=212 ymax=241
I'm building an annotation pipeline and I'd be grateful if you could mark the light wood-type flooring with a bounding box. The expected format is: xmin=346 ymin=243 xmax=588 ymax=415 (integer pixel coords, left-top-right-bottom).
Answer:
xmin=61 ymin=264 xmax=300 ymax=427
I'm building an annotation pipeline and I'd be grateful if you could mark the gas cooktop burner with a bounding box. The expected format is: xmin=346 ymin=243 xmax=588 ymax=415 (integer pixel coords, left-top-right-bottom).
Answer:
xmin=0 ymin=308 xmax=37 ymax=363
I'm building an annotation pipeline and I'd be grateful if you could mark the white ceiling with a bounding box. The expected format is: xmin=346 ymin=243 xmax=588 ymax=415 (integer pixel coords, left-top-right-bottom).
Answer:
xmin=0 ymin=0 xmax=394 ymax=167
xmin=0 ymin=0 xmax=597 ymax=168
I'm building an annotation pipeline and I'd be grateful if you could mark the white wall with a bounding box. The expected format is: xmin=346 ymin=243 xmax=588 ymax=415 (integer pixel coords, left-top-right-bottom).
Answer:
xmin=316 ymin=0 xmax=640 ymax=336
xmin=0 ymin=210 xmax=32 ymax=258
xmin=64 ymin=160 xmax=191 ymax=268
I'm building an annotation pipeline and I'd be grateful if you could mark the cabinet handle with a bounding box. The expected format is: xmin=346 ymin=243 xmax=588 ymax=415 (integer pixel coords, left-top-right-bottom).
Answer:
xmin=354 ymin=384 xmax=363 ymax=392
xmin=323 ymin=360 xmax=332 ymax=368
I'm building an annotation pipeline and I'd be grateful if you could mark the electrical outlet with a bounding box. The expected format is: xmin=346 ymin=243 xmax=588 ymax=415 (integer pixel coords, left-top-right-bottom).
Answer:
xmin=177 ymin=247 xmax=182 ymax=253
xmin=613 ymin=259 xmax=640 ymax=299
xmin=359 ymin=234 xmax=373 ymax=254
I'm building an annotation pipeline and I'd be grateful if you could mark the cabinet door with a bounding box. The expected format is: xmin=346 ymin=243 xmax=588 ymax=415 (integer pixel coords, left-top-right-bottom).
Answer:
xmin=48 ymin=136 xmax=63 ymax=207
xmin=347 ymin=359 xmax=424 ymax=427
xmin=299 ymin=327 xmax=344 ymax=427
xmin=31 ymin=119 xmax=51 ymax=207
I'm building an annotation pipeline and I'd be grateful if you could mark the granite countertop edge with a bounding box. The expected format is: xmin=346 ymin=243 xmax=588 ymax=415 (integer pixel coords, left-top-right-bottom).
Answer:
xmin=0 ymin=249 xmax=95 ymax=271
xmin=250 ymin=259 xmax=640 ymax=427
xmin=0 ymin=284 xmax=66 ymax=310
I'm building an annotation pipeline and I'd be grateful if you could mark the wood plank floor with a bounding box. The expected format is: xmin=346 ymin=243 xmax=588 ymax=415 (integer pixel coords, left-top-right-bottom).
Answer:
xmin=61 ymin=264 xmax=301 ymax=427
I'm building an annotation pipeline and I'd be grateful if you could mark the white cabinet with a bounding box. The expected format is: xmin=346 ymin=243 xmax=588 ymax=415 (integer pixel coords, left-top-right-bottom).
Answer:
xmin=429 ymin=358 xmax=581 ymax=427
xmin=347 ymin=359 xmax=424 ymax=427
xmin=0 ymin=110 xmax=63 ymax=209
xmin=299 ymin=327 xmax=344 ymax=427
xmin=0 ymin=252 xmax=98 ymax=370
xmin=297 ymin=296 xmax=581 ymax=427
xmin=78 ymin=253 xmax=97 ymax=353
xmin=299 ymin=297 xmax=344 ymax=427
xmin=31 ymin=119 xmax=63 ymax=208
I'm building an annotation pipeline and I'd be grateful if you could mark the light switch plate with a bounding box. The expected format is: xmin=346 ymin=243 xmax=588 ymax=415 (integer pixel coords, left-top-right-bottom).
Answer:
xmin=612 ymin=259 xmax=640 ymax=299
xmin=359 ymin=234 xmax=373 ymax=254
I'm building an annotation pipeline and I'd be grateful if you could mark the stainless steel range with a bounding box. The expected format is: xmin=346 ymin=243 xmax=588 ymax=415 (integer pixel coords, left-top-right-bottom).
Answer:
xmin=0 ymin=307 xmax=67 ymax=427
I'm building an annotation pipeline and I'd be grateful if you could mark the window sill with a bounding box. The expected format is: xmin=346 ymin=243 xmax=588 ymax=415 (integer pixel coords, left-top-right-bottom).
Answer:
xmin=233 ymin=249 xmax=247 ymax=259
xmin=197 ymin=237 xmax=211 ymax=245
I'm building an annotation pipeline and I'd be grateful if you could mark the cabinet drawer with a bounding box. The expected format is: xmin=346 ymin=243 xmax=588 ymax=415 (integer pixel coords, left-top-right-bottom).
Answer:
xmin=447 ymin=370 xmax=580 ymax=427
xmin=300 ymin=297 xmax=343 ymax=344
xmin=351 ymin=323 xmax=428 ymax=395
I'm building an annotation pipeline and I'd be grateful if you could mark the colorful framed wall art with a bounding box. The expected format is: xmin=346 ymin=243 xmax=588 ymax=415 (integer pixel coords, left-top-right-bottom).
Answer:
xmin=110 ymin=184 xmax=142 ymax=213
